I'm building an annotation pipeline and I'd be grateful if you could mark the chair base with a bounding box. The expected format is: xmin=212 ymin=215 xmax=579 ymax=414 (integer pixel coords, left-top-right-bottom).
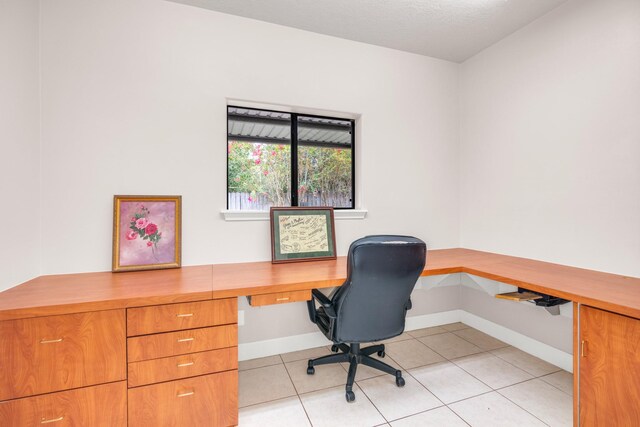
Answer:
xmin=307 ymin=343 xmax=405 ymax=402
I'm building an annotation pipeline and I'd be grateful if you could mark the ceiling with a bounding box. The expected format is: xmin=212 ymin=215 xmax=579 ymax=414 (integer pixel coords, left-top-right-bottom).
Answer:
xmin=166 ymin=0 xmax=568 ymax=62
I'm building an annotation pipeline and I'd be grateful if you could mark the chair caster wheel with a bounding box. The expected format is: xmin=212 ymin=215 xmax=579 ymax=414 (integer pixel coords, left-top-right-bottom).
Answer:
xmin=307 ymin=366 xmax=315 ymax=375
xmin=377 ymin=350 xmax=385 ymax=358
xmin=396 ymin=375 xmax=405 ymax=387
xmin=331 ymin=344 xmax=339 ymax=353
xmin=345 ymin=391 xmax=355 ymax=402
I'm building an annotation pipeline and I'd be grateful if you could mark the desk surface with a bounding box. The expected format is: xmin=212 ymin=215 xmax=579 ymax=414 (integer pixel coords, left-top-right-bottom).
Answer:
xmin=0 ymin=248 xmax=638 ymax=321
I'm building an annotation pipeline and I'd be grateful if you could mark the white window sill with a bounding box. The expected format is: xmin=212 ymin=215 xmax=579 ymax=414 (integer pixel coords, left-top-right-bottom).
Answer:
xmin=221 ymin=209 xmax=368 ymax=221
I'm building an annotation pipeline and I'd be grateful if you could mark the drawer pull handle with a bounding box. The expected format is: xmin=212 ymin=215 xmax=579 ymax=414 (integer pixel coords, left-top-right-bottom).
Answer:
xmin=276 ymin=297 xmax=290 ymax=301
xmin=177 ymin=337 xmax=194 ymax=343
xmin=40 ymin=416 xmax=64 ymax=424
xmin=40 ymin=338 xmax=64 ymax=344
xmin=177 ymin=390 xmax=195 ymax=398
xmin=176 ymin=313 xmax=194 ymax=318
xmin=177 ymin=361 xmax=194 ymax=367
xmin=581 ymin=340 xmax=587 ymax=357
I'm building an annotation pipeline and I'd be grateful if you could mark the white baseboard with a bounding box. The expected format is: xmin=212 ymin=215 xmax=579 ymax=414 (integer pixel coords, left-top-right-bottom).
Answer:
xmin=239 ymin=309 xmax=573 ymax=372
xmin=239 ymin=310 xmax=461 ymax=361
xmin=405 ymin=309 xmax=463 ymax=330
xmin=460 ymin=312 xmax=573 ymax=372
xmin=239 ymin=331 xmax=332 ymax=361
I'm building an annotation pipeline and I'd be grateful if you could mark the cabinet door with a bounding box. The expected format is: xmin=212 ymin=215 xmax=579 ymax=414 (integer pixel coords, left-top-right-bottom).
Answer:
xmin=580 ymin=305 xmax=640 ymax=425
xmin=0 ymin=310 xmax=126 ymax=400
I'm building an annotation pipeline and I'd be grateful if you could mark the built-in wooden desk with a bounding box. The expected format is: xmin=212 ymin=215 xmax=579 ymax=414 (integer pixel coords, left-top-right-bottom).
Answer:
xmin=1 ymin=248 xmax=639 ymax=426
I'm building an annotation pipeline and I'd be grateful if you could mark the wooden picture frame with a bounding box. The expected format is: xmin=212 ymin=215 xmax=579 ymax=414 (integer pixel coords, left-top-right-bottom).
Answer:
xmin=112 ymin=195 xmax=182 ymax=272
xmin=270 ymin=207 xmax=336 ymax=264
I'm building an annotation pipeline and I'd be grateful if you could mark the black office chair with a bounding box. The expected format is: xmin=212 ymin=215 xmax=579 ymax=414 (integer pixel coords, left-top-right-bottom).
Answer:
xmin=306 ymin=235 xmax=427 ymax=402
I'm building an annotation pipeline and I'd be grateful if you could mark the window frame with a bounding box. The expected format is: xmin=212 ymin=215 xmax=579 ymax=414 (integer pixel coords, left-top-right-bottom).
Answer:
xmin=226 ymin=105 xmax=356 ymax=210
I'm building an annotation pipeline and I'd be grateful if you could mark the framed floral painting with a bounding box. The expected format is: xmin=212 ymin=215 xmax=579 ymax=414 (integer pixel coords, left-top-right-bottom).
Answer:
xmin=112 ymin=195 xmax=181 ymax=272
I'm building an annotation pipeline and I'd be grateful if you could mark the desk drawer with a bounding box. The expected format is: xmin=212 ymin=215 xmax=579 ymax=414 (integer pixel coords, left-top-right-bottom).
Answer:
xmin=128 ymin=347 xmax=237 ymax=387
xmin=127 ymin=298 xmax=237 ymax=336
xmin=0 ymin=310 xmax=126 ymax=401
xmin=128 ymin=324 xmax=237 ymax=362
xmin=0 ymin=381 xmax=127 ymax=427
xmin=248 ymin=290 xmax=311 ymax=306
xmin=128 ymin=371 xmax=238 ymax=427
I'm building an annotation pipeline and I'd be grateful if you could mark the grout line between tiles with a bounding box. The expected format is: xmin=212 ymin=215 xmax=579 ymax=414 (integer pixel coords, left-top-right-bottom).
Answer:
xmin=441 ymin=388 xmax=495 ymax=406
xmin=496 ymin=389 xmax=553 ymax=427
xmin=280 ymin=357 xmax=315 ymax=426
xmin=489 ymin=348 xmax=564 ymax=378
xmin=296 ymin=394 xmax=314 ymax=427
xmin=538 ymin=372 xmax=573 ymax=396
xmin=353 ymin=381 xmax=391 ymax=425
xmin=448 ymin=351 xmax=536 ymax=392
xmin=238 ymin=394 xmax=299 ymax=410
xmin=240 ymin=326 xmax=570 ymax=426
xmin=414 ymin=334 xmax=483 ymax=362
xmin=238 ymin=360 xmax=284 ymax=372
xmin=451 ymin=329 xmax=509 ymax=352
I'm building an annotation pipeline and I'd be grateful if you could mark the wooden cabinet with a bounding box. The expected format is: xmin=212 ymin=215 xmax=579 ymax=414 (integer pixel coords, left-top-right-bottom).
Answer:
xmin=126 ymin=297 xmax=239 ymax=426
xmin=0 ymin=381 xmax=127 ymax=427
xmin=128 ymin=371 xmax=238 ymax=427
xmin=0 ymin=310 xmax=126 ymax=400
xmin=1 ymin=298 xmax=238 ymax=426
xmin=578 ymin=305 xmax=640 ymax=426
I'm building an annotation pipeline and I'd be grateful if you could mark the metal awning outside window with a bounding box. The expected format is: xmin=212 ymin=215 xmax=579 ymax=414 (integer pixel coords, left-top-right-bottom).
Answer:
xmin=227 ymin=107 xmax=352 ymax=149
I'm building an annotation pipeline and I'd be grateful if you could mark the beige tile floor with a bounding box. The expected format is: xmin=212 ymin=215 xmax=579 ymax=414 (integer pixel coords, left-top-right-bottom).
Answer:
xmin=238 ymin=323 xmax=573 ymax=427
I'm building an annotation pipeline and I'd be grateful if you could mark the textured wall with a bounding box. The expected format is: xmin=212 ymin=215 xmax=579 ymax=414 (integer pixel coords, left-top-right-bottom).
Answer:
xmin=0 ymin=0 xmax=41 ymax=292
xmin=460 ymin=0 xmax=640 ymax=277
xmin=39 ymin=0 xmax=460 ymax=276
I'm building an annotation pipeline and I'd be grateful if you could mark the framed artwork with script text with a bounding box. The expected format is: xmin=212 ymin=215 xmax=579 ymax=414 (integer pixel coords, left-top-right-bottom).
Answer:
xmin=270 ymin=207 xmax=336 ymax=264
xmin=112 ymin=195 xmax=181 ymax=272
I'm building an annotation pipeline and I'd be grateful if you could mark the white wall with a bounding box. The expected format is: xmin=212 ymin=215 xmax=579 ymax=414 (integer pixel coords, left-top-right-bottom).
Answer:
xmin=0 ymin=0 xmax=41 ymax=292
xmin=460 ymin=0 xmax=640 ymax=277
xmin=3 ymin=0 xmax=636 ymax=358
xmin=39 ymin=0 xmax=460 ymax=275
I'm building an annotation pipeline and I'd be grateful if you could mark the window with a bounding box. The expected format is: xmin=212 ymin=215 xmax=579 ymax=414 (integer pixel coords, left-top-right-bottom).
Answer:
xmin=227 ymin=106 xmax=354 ymax=211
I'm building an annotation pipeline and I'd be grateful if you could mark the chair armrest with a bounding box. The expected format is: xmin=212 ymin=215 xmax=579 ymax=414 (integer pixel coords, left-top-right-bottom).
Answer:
xmin=307 ymin=289 xmax=336 ymax=323
xmin=311 ymin=289 xmax=332 ymax=307
xmin=405 ymin=297 xmax=412 ymax=310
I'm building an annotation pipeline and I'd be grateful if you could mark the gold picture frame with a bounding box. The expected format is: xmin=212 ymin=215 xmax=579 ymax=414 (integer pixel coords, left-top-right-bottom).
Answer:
xmin=112 ymin=195 xmax=182 ymax=272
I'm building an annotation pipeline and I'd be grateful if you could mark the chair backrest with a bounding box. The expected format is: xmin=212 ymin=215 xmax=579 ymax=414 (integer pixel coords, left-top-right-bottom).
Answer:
xmin=331 ymin=235 xmax=427 ymax=343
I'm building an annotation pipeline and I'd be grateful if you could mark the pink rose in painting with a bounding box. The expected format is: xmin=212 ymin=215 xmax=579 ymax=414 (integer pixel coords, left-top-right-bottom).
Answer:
xmin=136 ymin=217 xmax=149 ymax=229
xmin=254 ymin=159 xmax=261 ymax=165
xmin=126 ymin=230 xmax=138 ymax=240
xmin=130 ymin=217 xmax=136 ymax=222
xmin=145 ymin=223 xmax=158 ymax=235
xmin=147 ymin=241 xmax=153 ymax=247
